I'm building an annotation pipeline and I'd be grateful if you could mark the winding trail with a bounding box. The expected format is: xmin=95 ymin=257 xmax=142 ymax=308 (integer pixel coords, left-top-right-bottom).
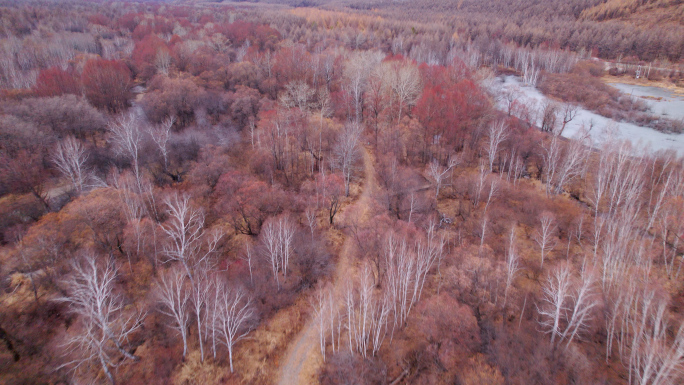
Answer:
xmin=276 ymin=146 xmax=376 ymax=385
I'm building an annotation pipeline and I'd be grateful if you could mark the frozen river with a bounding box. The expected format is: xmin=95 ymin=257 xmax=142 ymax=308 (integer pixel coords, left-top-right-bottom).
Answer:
xmin=496 ymin=76 xmax=684 ymax=155
xmin=609 ymin=83 xmax=684 ymax=121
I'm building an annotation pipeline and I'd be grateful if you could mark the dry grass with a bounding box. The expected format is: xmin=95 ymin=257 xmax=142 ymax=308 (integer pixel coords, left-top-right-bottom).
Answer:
xmin=173 ymin=351 xmax=226 ymax=385
xmin=233 ymin=300 xmax=306 ymax=384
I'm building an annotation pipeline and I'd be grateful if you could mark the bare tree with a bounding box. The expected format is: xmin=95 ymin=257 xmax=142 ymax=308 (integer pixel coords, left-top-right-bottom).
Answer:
xmin=156 ymin=266 xmax=190 ymax=360
xmin=215 ymin=286 xmax=256 ymax=373
xmin=161 ymin=193 xmax=221 ymax=285
xmin=261 ymin=218 xmax=281 ymax=289
xmin=114 ymin=171 xmax=148 ymax=271
xmin=108 ymin=111 xmax=144 ymax=192
xmin=427 ymin=156 xmax=459 ymax=199
xmin=486 ymin=120 xmax=508 ymax=173
xmin=523 ymin=63 xmax=540 ymax=86
xmin=345 ymin=264 xmax=390 ymax=357
xmin=624 ymin=288 xmax=684 ymax=385
xmin=588 ymin=144 xmax=612 ymax=222
xmin=383 ymin=233 xmax=414 ymax=331
xmin=58 ymin=256 xmax=144 ymax=384
xmin=540 ymin=101 xmax=558 ymax=133
xmin=386 ymin=61 xmax=422 ymax=121
xmin=242 ymin=242 xmax=255 ymax=285
xmin=479 ymin=215 xmax=489 ymax=256
xmin=343 ymin=51 xmax=383 ymax=123
xmin=280 ymin=80 xmax=315 ymax=113
xmin=472 ymin=163 xmax=488 ymax=207
xmin=558 ymin=103 xmax=579 ymax=135
xmin=554 ymin=135 xmax=588 ymax=195
xmin=50 ymin=136 xmax=89 ymax=194
xmin=191 ymin=265 xmax=212 ymax=362
xmin=503 ymin=226 xmax=521 ymax=309
xmin=413 ymin=224 xmax=444 ymax=304
xmin=541 ymin=135 xmax=562 ymax=196
xmin=561 ymin=266 xmax=598 ymax=347
xmin=312 ymin=285 xmax=336 ymax=361
xmin=333 ymin=123 xmax=362 ymax=197
xmin=260 ymin=215 xmax=295 ymax=289
xmin=343 ymin=56 xmax=368 ymax=123
xmin=313 ymin=289 xmax=327 ymax=361
xmin=538 ymin=263 xmax=599 ymax=348
xmin=506 ymin=149 xmax=525 ymax=185
xmin=502 ymin=86 xmax=520 ymax=116
xmin=534 ymin=211 xmax=558 ymax=269
xmin=538 ymin=263 xmax=572 ymax=345
xmin=306 ymin=207 xmax=317 ymax=241
xmin=646 ymin=155 xmax=675 ymax=231
xmin=155 ymin=49 xmax=171 ymax=75
xmin=382 ymin=230 xmax=438 ymax=334
xmin=483 ymin=178 xmax=499 ymax=217
xmin=314 ymin=87 xmax=333 ymax=168
xmin=148 ymin=116 xmax=175 ymax=174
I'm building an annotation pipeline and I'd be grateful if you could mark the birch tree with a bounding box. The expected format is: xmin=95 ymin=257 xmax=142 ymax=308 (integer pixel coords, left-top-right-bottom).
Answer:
xmin=345 ymin=264 xmax=390 ymax=357
xmin=161 ymin=193 xmax=222 ymax=285
xmin=538 ymin=263 xmax=572 ymax=345
xmin=313 ymin=286 xmax=330 ymax=361
xmin=486 ymin=120 xmax=508 ymax=173
xmin=260 ymin=215 xmax=295 ymax=289
xmin=333 ymin=122 xmax=362 ymax=197
xmin=108 ymin=110 xmax=144 ymax=192
xmin=51 ymin=136 xmax=89 ymax=194
xmin=58 ymin=256 xmax=144 ymax=384
xmin=156 ymin=266 xmax=190 ymax=360
xmin=427 ymin=156 xmax=459 ymax=199
xmin=215 ymin=286 xmax=256 ymax=373
xmin=191 ymin=266 xmax=212 ymax=362
xmin=538 ymin=263 xmax=599 ymax=348
xmin=560 ymin=266 xmax=598 ymax=347
xmin=625 ymin=289 xmax=684 ymax=385
xmin=534 ymin=211 xmax=558 ymax=269
xmin=342 ymin=51 xmax=383 ymax=123
xmin=385 ymin=61 xmax=422 ymax=121
xmin=148 ymin=116 xmax=174 ymax=174
xmin=503 ymin=226 xmax=521 ymax=309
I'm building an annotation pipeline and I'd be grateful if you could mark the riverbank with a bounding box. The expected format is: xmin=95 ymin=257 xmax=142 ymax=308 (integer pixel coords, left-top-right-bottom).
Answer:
xmin=497 ymin=75 xmax=684 ymax=155
xmin=603 ymin=75 xmax=684 ymax=96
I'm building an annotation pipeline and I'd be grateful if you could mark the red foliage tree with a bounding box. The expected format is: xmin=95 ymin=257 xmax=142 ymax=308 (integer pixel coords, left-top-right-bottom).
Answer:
xmin=81 ymin=59 xmax=133 ymax=112
xmin=0 ymin=150 xmax=51 ymax=211
xmin=116 ymin=13 xmax=140 ymax=32
xmin=273 ymin=45 xmax=312 ymax=85
xmin=302 ymin=172 xmax=345 ymax=225
xmin=33 ymin=67 xmax=81 ymax=97
xmin=87 ymin=13 xmax=110 ymax=27
xmin=141 ymin=75 xmax=205 ymax=127
xmin=214 ymin=171 xmax=291 ymax=235
xmin=414 ymin=65 xmax=490 ymax=157
xmin=225 ymin=85 xmax=261 ymax=128
xmin=131 ymin=34 xmax=170 ymax=79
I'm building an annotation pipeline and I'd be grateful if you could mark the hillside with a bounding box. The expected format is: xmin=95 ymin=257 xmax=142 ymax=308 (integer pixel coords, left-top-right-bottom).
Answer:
xmin=214 ymin=0 xmax=684 ymax=61
xmin=581 ymin=0 xmax=684 ymax=26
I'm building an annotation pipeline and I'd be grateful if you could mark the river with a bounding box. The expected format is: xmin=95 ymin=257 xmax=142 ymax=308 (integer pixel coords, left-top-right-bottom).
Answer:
xmin=496 ymin=76 xmax=684 ymax=155
xmin=609 ymin=83 xmax=684 ymax=121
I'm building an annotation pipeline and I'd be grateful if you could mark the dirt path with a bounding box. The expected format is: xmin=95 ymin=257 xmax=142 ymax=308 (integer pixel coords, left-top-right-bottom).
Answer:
xmin=276 ymin=146 xmax=376 ymax=385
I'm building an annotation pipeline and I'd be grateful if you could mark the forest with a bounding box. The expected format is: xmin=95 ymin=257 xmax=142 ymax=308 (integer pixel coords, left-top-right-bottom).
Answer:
xmin=1 ymin=1 xmax=684 ymax=385
xmin=242 ymin=0 xmax=684 ymax=63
